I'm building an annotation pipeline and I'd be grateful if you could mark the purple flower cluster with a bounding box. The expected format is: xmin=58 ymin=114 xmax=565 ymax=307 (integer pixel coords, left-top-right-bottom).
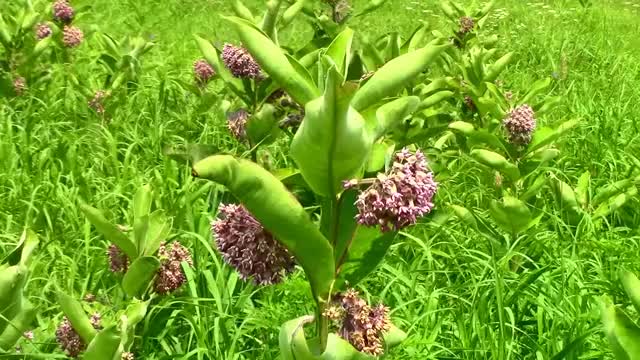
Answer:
xmin=88 ymin=90 xmax=109 ymax=114
xmin=153 ymin=241 xmax=193 ymax=294
xmin=211 ymin=204 xmax=295 ymax=285
xmin=55 ymin=314 xmax=101 ymax=358
xmin=463 ymin=95 xmax=475 ymax=111
xmin=23 ymin=331 xmax=34 ymax=340
xmin=221 ymin=44 xmax=261 ymax=79
xmin=352 ymin=149 xmax=438 ymax=232
xmin=107 ymin=244 xmax=129 ymax=273
xmin=35 ymin=23 xmax=52 ymax=40
xmin=226 ymin=109 xmax=249 ymax=140
xmin=52 ymin=0 xmax=75 ymax=24
xmin=193 ymin=59 xmax=215 ymax=85
xmin=13 ymin=76 xmax=26 ymax=96
xmin=503 ymin=104 xmax=536 ymax=145
xmin=62 ymin=25 xmax=83 ymax=48
xmin=325 ymin=289 xmax=390 ymax=356
xmin=459 ymin=16 xmax=475 ymax=35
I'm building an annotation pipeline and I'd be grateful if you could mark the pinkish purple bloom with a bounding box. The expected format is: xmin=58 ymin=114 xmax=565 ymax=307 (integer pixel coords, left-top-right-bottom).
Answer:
xmin=226 ymin=109 xmax=249 ymax=140
xmin=52 ymin=0 xmax=75 ymax=24
xmin=221 ymin=44 xmax=262 ymax=79
xmin=88 ymin=90 xmax=109 ymax=114
xmin=211 ymin=204 xmax=295 ymax=285
xmin=193 ymin=59 xmax=215 ymax=85
xmin=325 ymin=289 xmax=390 ymax=356
xmin=107 ymin=244 xmax=129 ymax=273
xmin=13 ymin=76 xmax=26 ymax=96
xmin=23 ymin=331 xmax=34 ymax=340
xmin=83 ymin=293 xmax=96 ymax=303
xmin=56 ymin=314 xmax=101 ymax=358
xmin=35 ymin=23 xmax=52 ymax=40
xmin=62 ymin=25 xmax=83 ymax=48
xmin=352 ymin=149 xmax=438 ymax=232
xmin=463 ymin=95 xmax=475 ymax=111
xmin=153 ymin=241 xmax=193 ymax=294
xmin=459 ymin=16 xmax=475 ymax=35
xmin=503 ymin=104 xmax=536 ymax=145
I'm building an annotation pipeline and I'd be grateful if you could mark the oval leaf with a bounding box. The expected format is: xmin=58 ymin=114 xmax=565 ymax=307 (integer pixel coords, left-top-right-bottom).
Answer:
xmin=83 ymin=325 xmax=121 ymax=360
xmin=57 ymin=293 xmax=97 ymax=344
xmin=80 ymin=202 xmax=138 ymax=259
xmin=122 ymin=257 xmax=161 ymax=298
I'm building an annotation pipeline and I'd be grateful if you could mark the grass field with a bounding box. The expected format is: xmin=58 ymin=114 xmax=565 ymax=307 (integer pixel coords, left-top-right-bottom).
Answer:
xmin=1 ymin=0 xmax=640 ymax=359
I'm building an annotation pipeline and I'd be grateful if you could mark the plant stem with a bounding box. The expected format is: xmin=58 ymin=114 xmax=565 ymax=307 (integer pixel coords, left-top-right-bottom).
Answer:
xmin=316 ymin=303 xmax=328 ymax=352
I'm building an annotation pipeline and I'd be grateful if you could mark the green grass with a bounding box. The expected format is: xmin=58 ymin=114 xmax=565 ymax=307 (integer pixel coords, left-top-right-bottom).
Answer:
xmin=2 ymin=0 xmax=640 ymax=359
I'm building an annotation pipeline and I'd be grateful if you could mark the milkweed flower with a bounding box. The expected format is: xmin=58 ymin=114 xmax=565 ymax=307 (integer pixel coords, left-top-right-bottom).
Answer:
xmin=193 ymin=59 xmax=215 ymax=85
xmin=325 ymin=289 xmax=390 ymax=356
xmin=122 ymin=352 xmax=135 ymax=360
xmin=459 ymin=16 xmax=475 ymax=35
xmin=503 ymin=104 xmax=536 ymax=145
xmin=211 ymin=204 xmax=295 ymax=285
xmin=351 ymin=149 xmax=438 ymax=232
xmin=56 ymin=314 xmax=101 ymax=357
xmin=221 ymin=44 xmax=262 ymax=79
xmin=463 ymin=95 xmax=476 ymax=111
xmin=35 ymin=23 xmax=52 ymax=40
xmin=226 ymin=109 xmax=249 ymax=140
xmin=88 ymin=90 xmax=109 ymax=114
xmin=52 ymin=0 xmax=75 ymax=24
xmin=153 ymin=241 xmax=193 ymax=294
xmin=62 ymin=25 xmax=83 ymax=48
xmin=13 ymin=76 xmax=26 ymax=96
xmin=107 ymin=244 xmax=129 ymax=273
xmin=23 ymin=331 xmax=34 ymax=340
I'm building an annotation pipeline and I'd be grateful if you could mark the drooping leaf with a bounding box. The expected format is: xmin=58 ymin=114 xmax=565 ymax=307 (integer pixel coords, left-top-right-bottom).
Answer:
xmin=470 ymin=149 xmax=520 ymax=181
xmin=0 ymin=300 xmax=36 ymax=352
xmin=57 ymin=293 xmax=97 ymax=344
xmin=80 ymin=202 xmax=138 ymax=260
xmin=83 ymin=325 xmax=121 ymax=360
xmin=246 ymin=103 xmax=282 ymax=146
xmin=489 ymin=196 xmax=532 ymax=234
xmin=370 ymin=96 xmax=420 ymax=140
xmin=291 ymin=67 xmax=372 ymax=196
xmin=601 ymin=299 xmax=640 ymax=359
xmin=351 ymin=39 xmax=450 ymax=112
xmin=193 ymin=156 xmax=334 ymax=299
xmin=622 ymin=272 xmax=640 ymax=315
xmin=142 ymin=211 xmax=172 ymax=256
xmin=122 ymin=257 xmax=160 ymax=298
xmin=325 ymin=28 xmax=354 ymax=77
xmin=527 ymin=119 xmax=579 ymax=154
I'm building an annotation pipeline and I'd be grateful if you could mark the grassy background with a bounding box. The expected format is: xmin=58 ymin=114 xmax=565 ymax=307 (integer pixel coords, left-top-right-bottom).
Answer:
xmin=2 ymin=0 xmax=640 ymax=358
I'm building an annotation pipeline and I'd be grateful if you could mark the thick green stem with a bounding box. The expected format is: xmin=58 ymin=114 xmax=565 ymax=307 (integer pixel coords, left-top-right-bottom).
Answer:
xmin=316 ymin=303 xmax=329 ymax=352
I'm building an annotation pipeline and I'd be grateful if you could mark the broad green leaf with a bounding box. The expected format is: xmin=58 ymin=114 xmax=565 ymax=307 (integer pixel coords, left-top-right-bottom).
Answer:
xmin=328 ymin=190 xmax=360 ymax=264
xmin=418 ymin=90 xmax=454 ymax=110
xmin=448 ymin=121 xmax=475 ymax=135
xmin=335 ymin=226 xmax=396 ymax=289
xmin=142 ymin=211 xmax=172 ymax=256
xmin=576 ymin=171 xmax=591 ymax=207
xmin=133 ymin=185 xmax=152 ymax=221
xmin=232 ymin=0 xmax=255 ymax=22
xmin=484 ymin=52 xmax=513 ymax=82
xmin=246 ymin=103 xmax=282 ymax=146
xmin=622 ymin=272 xmax=640 ymax=315
xmin=351 ymin=39 xmax=450 ymax=112
xmin=592 ymin=179 xmax=634 ymax=206
xmin=527 ymin=119 xmax=579 ymax=154
xmin=355 ymin=0 xmax=387 ymax=18
xmin=122 ymin=257 xmax=160 ymax=298
xmin=260 ymin=0 xmax=283 ymax=39
xmin=57 ymin=293 xmax=97 ymax=343
xmin=163 ymin=143 xmax=220 ymax=165
xmin=384 ymin=324 xmax=407 ymax=348
xmin=551 ymin=177 xmax=581 ymax=214
xmin=602 ymin=300 xmax=640 ymax=359
xmin=489 ymin=196 xmax=532 ymax=234
xmin=0 ymin=300 xmax=36 ymax=352
xmin=520 ymin=78 xmax=551 ymax=106
xmin=80 ymin=202 xmax=138 ymax=260
xmin=370 ymin=96 xmax=420 ymax=140
xmin=470 ymin=149 xmax=520 ymax=181
xmin=326 ymin=28 xmax=354 ymax=77
xmin=193 ymin=155 xmax=334 ymax=299
xmin=225 ymin=16 xmax=320 ymax=105
xmin=534 ymin=95 xmax=563 ymax=115
xmin=365 ymin=141 xmax=394 ymax=173
xmin=521 ymin=175 xmax=547 ymax=202
xmin=291 ymin=67 xmax=372 ymax=196
xmin=593 ymin=188 xmax=636 ymax=219
xmin=2 ymin=229 xmax=38 ymax=266
xmin=83 ymin=325 xmax=121 ymax=360
xmin=360 ymin=36 xmax=384 ymax=71
xmin=281 ymin=0 xmax=307 ymax=27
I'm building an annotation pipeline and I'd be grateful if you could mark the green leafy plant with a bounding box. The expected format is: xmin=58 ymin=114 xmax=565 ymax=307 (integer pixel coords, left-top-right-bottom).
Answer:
xmin=0 ymin=229 xmax=39 ymax=353
xmin=602 ymin=271 xmax=640 ymax=359
xmin=187 ymin=15 xmax=452 ymax=358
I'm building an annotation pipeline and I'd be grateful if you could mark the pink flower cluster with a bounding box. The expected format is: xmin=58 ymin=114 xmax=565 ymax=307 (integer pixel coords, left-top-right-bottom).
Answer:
xmin=221 ymin=44 xmax=261 ymax=79
xmin=13 ymin=76 xmax=27 ymax=96
xmin=226 ymin=109 xmax=249 ymax=140
xmin=193 ymin=59 xmax=215 ymax=85
xmin=35 ymin=23 xmax=52 ymax=40
xmin=55 ymin=313 xmax=101 ymax=358
xmin=107 ymin=244 xmax=129 ymax=273
xmin=211 ymin=204 xmax=295 ymax=285
xmin=62 ymin=25 xmax=83 ymax=48
xmin=352 ymin=149 xmax=438 ymax=232
xmin=88 ymin=90 xmax=110 ymax=114
xmin=503 ymin=104 xmax=537 ymax=145
xmin=52 ymin=0 xmax=75 ymax=24
xmin=153 ymin=241 xmax=193 ymax=294
xmin=459 ymin=16 xmax=475 ymax=35
xmin=325 ymin=289 xmax=390 ymax=356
